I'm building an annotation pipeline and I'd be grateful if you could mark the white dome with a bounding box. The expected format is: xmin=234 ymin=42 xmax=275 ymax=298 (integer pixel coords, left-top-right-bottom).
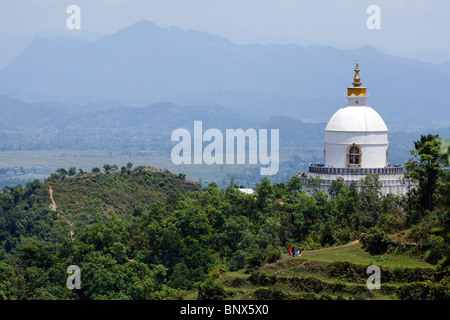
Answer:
xmin=325 ymin=106 xmax=388 ymax=132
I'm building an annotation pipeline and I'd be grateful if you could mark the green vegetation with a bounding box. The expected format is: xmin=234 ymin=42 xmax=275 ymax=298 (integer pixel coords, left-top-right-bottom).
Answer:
xmin=221 ymin=256 xmax=447 ymax=300
xmin=298 ymin=242 xmax=432 ymax=269
xmin=0 ymin=134 xmax=448 ymax=300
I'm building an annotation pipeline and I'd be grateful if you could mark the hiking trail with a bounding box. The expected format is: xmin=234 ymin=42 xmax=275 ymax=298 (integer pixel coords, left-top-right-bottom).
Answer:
xmin=303 ymin=240 xmax=360 ymax=253
xmin=49 ymin=185 xmax=75 ymax=240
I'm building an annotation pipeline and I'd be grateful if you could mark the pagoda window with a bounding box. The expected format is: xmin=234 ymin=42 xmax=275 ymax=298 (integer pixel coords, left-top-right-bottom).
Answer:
xmin=347 ymin=143 xmax=362 ymax=167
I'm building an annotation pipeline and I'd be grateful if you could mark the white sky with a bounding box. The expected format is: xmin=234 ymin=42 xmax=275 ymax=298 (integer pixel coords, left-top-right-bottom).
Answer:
xmin=0 ymin=0 xmax=448 ymax=54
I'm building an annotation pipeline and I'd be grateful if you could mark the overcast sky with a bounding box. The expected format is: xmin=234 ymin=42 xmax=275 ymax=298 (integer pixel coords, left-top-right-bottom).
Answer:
xmin=0 ymin=0 xmax=448 ymax=57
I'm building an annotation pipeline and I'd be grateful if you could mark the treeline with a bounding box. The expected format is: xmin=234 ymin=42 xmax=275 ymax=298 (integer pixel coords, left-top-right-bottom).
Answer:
xmin=0 ymin=134 xmax=448 ymax=300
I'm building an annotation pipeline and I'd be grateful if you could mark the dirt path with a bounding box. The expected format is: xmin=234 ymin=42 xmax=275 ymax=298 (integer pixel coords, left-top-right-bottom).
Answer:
xmin=49 ymin=185 xmax=57 ymax=210
xmin=49 ymin=185 xmax=75 ymax=240
xmin=281 ymin=240 xmax=360 ymax=264
xmin=303 ymin=240 xmax=359 ymax=253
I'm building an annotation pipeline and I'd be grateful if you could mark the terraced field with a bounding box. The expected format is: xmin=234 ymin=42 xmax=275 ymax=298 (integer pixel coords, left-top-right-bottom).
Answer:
xmin=216 ymin=241 xmax=444 ymax=300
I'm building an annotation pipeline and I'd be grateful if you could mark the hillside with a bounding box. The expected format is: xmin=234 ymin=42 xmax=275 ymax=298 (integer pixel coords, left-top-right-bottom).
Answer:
xmin=0 ymin=151 xmax=448 ymax=300
xmin=215 ymin=241 xmax=443 ymax=300
xmin=44 ymin=166 xmax=201 ymax=225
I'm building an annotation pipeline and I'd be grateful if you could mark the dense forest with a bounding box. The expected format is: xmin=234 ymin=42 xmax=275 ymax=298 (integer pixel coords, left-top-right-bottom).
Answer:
xmin=0 ymin=134 xmax=448 ymax=300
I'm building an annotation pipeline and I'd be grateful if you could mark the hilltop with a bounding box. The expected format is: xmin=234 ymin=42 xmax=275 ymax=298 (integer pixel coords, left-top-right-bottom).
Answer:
xmin=43 ymin=165 xmax=201 ymax=225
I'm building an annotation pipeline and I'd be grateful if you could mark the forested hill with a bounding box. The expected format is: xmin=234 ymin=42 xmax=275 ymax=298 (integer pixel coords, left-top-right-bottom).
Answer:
xmin=46 ymin=165 xmax=201 ymax=224
xmin=0 ymin=165 xmax=201 ymax=255
xmin=0 ymin=140 xmax=448 ymax=300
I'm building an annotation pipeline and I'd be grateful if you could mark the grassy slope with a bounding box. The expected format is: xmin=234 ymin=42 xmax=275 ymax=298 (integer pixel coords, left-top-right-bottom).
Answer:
xmin=216 ymin=241 xmax=437 ymax=300
xmin=298 ymin=241 xmax=433 ymax=269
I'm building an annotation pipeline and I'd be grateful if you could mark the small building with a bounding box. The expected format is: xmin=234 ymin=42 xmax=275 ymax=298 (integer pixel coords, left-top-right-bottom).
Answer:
xmin=238 ymin=187 xmax=255 ymax=195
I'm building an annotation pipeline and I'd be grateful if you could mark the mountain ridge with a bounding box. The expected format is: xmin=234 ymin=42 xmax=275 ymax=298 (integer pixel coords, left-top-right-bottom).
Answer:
xmin=0 ymin=20 xmax=449 ymax=128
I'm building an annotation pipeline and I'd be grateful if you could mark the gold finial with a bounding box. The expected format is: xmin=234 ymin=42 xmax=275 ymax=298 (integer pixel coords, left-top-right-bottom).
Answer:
xmin=352 ymin=62 xmax=362 ymax=87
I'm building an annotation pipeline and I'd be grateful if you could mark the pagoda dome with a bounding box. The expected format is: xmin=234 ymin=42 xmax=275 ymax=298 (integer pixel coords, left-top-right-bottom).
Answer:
xmin=325 ymin=105 xmax=388 ymax=133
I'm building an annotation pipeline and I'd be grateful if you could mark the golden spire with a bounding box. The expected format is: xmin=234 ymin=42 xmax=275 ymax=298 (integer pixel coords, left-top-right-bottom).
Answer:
xmin=347 ymin=62 xmax=366 ymax=97
xmin=352 ymin=62 xmax=362 ymax=87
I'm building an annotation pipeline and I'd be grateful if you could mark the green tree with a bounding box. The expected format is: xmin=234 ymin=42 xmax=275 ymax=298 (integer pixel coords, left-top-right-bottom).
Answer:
xmin=168 ymin=262 xmax=192 ymax=290
xmin=109 ymin=242 xmax=128 ymax=264
xmin=128 ymin=275 xmax=159 ymax=300
xmin=68 ymin=167 xmax=77 ymax=176
xmin=405 ymin=134 xmax=444 ymax=221
xmin=198 ymin=278 xmax=225 ymax=300
xmin=433 ymin=138 xmax=450 ymax=271
xmin=320 ymin=222 xmax=335 ymax=246
xmin=358 ymin=174 xmax=383 ymax=229
xmin=0 ymin=262 xmax=15 ymax=300
xmin=287 ymin=174 xmax=303 ymax=193
xmin=56 ymin=168 xmax=68 ymax=179
xmin=426 ymin=235 xmax=445 ymax=264
xmin=255 ymin=177 xmax=274 ymax=210
xmin=245 ymin=248 xmax=266 ymax=273
xmin=79 ymin=251 xmax=134 ymax=299
xmin=361 ymin=227 xmax=389 ymax=255
xmin=329 ymin=177 xmax=345 ymax=199
xmin=306 ymin=176 xmax=323 ymax=195
xmin=335 ymin=183 xmax=359 ymax=230
xmin=0 ymin=193 xmax=13 ymax=213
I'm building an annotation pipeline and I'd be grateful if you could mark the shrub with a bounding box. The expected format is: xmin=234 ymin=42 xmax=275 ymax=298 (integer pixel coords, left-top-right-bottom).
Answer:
xmin=228 ymin=277 xmax=247 ymax=288
xmin=396 ymin=281 xmax=450 ymax=300
xmin=361 ymin=227 xmax=389 ymax=254
xmin=425 ymin=235 xmax=445 ymax=264
xmin=206 ymin=264 xmax=228 ymax=279
xmin=325 ymin=261 xmax=366 ymax=282
xmin=198 ymin=278 xmax=225 ymax=300
xmin=391 ymin=267 xmax=436 ymax=283
xmin=380 ymin=284 xmax=397 ymax=296
xmin=228 ymin=250 xmax=246 ymax=271
xmin=253 ymin=287 xmax=286 ymax=300
xmin=266 ymin=246 xmax=282 ymax=263
xmin=249 ymin=271 xmax=277 ymax=286
xmin=291 ymin=276 xmax=324 ymax=293
xmin=333 ymin=228 xmax=354 ymax=245
xmin=245 ymin=248 xmax=266 ymax=273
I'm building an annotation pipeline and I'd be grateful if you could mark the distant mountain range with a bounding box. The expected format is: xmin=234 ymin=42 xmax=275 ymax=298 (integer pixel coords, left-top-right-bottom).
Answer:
xmin=0 ymin=94 xmax=448 ymax=168
xmin=0 ymin=29 xmax=102 ymax=69
xmin=0 ymin=20 xmax=449 ymax=129
xmin=0 ymin=95 xmax=250 ymax=133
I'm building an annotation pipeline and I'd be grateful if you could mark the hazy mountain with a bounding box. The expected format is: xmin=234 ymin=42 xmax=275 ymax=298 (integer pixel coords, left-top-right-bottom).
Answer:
xmin=0 ymin=95 xmax=66 ymax=130
xmin=0 ymin=29 xmax=102 ymax=70
xmin=0 ymin=94 xmax=447 ymax=167
xmin=61 ymin=102 xmax=252 ymax=133
xmin=0 ymin=96 xmax=249 ymax=133
xmin=381 ymin=48 xmax=450 ymax=65
xmin=0 ymin=20 xmax=449 ymax=128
